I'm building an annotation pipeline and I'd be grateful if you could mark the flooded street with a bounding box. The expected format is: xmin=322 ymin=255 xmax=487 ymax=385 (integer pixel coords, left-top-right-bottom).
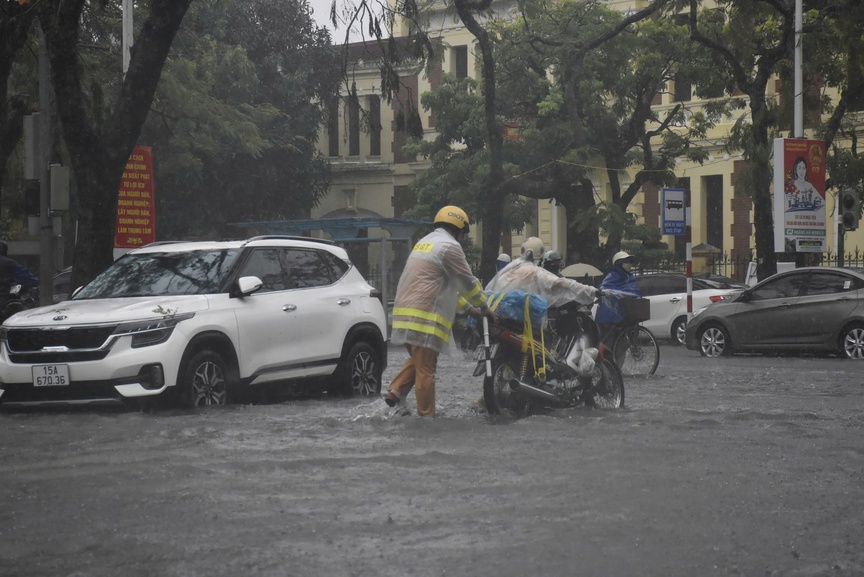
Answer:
xmin=2 ymin=345 xmax=864 ymax=576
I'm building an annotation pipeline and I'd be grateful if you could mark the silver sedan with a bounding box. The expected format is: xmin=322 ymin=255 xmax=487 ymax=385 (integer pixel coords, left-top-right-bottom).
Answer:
xmin=684 ymin=266 xmax=864 ymax=359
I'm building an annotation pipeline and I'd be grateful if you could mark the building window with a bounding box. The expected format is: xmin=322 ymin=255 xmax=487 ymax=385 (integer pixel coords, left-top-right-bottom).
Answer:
xmin=674 ymin=75 xmax=692 ymax=102
xmin=328 ymin=100 xmax=339 ymax=157
xmin=705 ymin=175 xmax=724 ymax=250
xmin=369 ymin=95 xmax=381 ymax=156
xmin=453 ymin=45 xmax=468 ymax=79
xmin=348 ymin=96 xmax=360 ymax=156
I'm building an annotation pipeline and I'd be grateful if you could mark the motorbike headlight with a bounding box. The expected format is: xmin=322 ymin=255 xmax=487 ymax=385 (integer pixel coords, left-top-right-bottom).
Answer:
xmin=114 ymin=312 xmax=195 ymax=348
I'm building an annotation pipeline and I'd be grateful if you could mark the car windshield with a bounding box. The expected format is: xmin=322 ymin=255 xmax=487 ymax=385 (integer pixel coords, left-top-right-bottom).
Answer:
xmin=74 ymin=249 xmax=240 ymax=299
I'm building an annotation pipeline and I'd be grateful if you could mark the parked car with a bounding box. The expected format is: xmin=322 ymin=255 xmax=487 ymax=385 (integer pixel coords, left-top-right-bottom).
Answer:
xmin=635 ymin=272 xmax=748 ymax=344
xmin=684 ymin=266 xmax=864 ymax=359
xmin=0 ymin=236 xmax=388 ymax=409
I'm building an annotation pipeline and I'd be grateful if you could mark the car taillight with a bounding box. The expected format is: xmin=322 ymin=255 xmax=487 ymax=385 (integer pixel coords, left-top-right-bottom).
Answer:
xmin=709 ymin=295 xmax=726 ymax=302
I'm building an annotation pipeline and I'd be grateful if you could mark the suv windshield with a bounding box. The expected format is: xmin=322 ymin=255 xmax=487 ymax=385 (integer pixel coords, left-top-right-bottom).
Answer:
xmin=75 ymin=249 xmax=240 ymax=299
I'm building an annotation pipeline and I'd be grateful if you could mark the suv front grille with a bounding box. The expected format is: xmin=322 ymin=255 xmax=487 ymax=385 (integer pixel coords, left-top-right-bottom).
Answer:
xmin=6 ymin=326 xmax=118 ymax=353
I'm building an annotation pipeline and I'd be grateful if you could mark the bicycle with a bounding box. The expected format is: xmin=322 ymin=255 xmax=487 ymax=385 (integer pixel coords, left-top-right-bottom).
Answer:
xmin=600 ymin=296 xmax=659 ymax=377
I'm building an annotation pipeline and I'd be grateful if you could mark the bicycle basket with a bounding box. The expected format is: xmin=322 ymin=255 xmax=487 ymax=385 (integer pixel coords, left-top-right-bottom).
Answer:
xmin=622 ymin=297 xmax=651 ymax=322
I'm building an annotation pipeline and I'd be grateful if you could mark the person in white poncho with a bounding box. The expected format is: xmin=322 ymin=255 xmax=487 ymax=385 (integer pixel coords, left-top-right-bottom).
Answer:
xmin=481 ymin=237 xmax=600 ymax=374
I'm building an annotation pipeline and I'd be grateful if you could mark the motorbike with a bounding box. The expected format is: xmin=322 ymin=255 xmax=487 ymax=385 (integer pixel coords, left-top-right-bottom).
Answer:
xmin=1 ymin=284 xmax=40 ymax=324
xmin=473 ymin=297 xmax=625 ymax=417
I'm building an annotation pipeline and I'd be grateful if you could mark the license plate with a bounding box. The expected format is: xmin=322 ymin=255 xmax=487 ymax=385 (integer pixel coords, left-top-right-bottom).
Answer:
xmin=32 ymin=364 xmax=70 ymax=387
xmin=473 ymin=344 xmax=498 ymax=360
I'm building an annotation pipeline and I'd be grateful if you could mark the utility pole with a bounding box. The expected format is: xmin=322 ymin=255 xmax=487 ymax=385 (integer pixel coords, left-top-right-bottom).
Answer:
xmin=794 ymin=0 xmax=803 ymax=139
xmin=37 ymin=25 xmax=54 ymax=306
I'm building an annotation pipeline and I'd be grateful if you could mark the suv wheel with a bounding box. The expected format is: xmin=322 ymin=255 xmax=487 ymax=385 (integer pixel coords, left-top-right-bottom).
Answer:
xmin=179 ymin=350 xmax=229 ymax=408
xmin=336 ymin=341 xmax=382 ymax=396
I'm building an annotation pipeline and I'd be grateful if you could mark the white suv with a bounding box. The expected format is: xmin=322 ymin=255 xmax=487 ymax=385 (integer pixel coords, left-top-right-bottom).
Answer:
xmin=0 ymin=236 xmax=388 ymax=409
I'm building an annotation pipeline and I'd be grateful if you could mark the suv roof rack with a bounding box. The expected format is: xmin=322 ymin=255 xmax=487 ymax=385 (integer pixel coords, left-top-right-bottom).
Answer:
xmin=245 ymin=235 xmax=335 ymax=246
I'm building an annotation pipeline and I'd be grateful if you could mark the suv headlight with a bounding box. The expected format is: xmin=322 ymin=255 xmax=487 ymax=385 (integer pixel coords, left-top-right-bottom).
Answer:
xmin=114 ymin=313 xmax=195 ymax=348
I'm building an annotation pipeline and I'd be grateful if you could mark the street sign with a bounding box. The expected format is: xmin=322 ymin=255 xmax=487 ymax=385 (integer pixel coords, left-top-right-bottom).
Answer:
xmin=662 ymin=188 xmax=686 ymax=235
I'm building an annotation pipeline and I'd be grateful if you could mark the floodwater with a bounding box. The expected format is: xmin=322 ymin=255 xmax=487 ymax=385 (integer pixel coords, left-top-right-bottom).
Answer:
xmin=2 ymin=345 xmax=863 ymax=576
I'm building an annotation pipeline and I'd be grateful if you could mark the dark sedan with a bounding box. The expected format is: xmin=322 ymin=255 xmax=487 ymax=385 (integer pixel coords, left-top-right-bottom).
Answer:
xmin=684 ymin=266 xmax=864 ymax=359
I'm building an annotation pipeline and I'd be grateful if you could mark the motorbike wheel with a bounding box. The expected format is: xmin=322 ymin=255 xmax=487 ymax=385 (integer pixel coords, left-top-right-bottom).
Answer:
xmin=483 ymin=358 xmax=529 ymax=417
xmin=589 ymin=358 xmax=625 ymax=409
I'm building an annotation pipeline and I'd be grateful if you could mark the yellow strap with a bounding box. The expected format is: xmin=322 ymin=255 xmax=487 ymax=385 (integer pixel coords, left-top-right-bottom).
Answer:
xmin=521 ymin=296 xmax=546 ymax=381
xmin=489 ymin=292 xmax=506 ymax=311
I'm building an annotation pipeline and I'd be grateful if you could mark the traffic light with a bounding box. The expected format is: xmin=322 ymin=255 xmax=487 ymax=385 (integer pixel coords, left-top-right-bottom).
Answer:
xmin=841 ymin=188 xmax=860 ymax=232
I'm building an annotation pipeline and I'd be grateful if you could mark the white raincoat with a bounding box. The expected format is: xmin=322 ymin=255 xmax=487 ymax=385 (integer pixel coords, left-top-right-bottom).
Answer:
xmin=390 ymin=228 xmax=487 ymax=353
xmin=485 ymin=256 xmax=597 ymax=308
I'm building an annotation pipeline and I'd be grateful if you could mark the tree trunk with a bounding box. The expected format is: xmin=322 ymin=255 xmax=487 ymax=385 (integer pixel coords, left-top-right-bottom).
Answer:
xmin=749 ymin=93 xmax=777 ymax=280
xmin=0 ymin=4 xmax=36 ymax=207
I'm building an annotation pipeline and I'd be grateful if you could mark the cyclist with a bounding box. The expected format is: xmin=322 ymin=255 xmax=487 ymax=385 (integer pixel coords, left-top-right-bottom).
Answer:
xmin=595 ymin=251 xmax=641 ymax=346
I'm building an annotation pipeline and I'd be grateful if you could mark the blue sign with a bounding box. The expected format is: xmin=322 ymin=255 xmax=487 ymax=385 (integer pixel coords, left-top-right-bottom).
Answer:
xmin=662 ymin=188 xmax=686 ymax=235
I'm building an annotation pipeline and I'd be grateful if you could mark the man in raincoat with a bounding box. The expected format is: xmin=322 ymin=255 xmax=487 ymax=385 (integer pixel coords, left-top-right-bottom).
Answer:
xmin=484 ymin=237 xmax=599 ymax=373
xmin=385 ymin=206 xmax=493 ymax=416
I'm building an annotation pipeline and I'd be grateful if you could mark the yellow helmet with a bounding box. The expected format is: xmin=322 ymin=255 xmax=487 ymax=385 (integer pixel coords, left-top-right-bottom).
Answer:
xmin=434 ymin=206 xmax=470 ymax=231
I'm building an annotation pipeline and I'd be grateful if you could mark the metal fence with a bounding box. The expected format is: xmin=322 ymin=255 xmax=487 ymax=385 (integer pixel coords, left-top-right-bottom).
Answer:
xmin=635 ymin=250 xmax=864 ymax=283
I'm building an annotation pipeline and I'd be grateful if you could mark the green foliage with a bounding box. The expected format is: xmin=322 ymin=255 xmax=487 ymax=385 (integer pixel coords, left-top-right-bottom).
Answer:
xmin=402 ymin=73 xmax=534 ymax=230
xmin=139 ymin=0 xmax=341 ymax=238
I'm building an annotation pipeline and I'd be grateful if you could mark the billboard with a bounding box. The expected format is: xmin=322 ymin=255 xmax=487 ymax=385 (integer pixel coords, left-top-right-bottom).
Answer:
xmin=773 ymin=138 xmax=827 ymax=253
xmin=115 ymin=146 xmax=156 ymax=249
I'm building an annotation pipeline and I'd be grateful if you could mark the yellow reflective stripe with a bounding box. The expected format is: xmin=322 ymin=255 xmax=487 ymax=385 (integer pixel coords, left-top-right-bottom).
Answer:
xmin=392 ymin=307 xmax=453 ymax=330
xmin=392 ymin=321 xmax=451 ymax=343
xmin=462 ymin=283 xmax=485 ymax=305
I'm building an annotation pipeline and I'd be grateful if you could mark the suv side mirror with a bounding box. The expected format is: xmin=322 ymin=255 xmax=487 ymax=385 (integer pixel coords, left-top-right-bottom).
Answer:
xmin=234 ymin=276 xmax=263 ymax=297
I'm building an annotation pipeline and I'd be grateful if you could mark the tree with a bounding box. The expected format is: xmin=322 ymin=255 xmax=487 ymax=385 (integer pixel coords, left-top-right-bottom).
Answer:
xmin=139 ymin=0 xmax=340 ymax=239
xmin=34 ymin=0 xmax=194 ymax=287
xmin=403 ymin=0 xmax=703 ymax=271
xmin=686 ymin=0 xmax=861 ymax=278
xmin=499 ymin=0 xmax=718 ymax=264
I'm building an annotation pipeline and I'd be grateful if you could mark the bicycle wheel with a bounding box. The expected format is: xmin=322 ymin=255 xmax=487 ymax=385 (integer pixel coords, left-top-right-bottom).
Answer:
xmin=613 ymin=325 xmax=659 ymax=376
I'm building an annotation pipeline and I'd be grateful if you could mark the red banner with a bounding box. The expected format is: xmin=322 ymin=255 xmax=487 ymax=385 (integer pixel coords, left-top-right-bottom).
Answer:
xmin=115 ymin=146 xmax=156 ymax=248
